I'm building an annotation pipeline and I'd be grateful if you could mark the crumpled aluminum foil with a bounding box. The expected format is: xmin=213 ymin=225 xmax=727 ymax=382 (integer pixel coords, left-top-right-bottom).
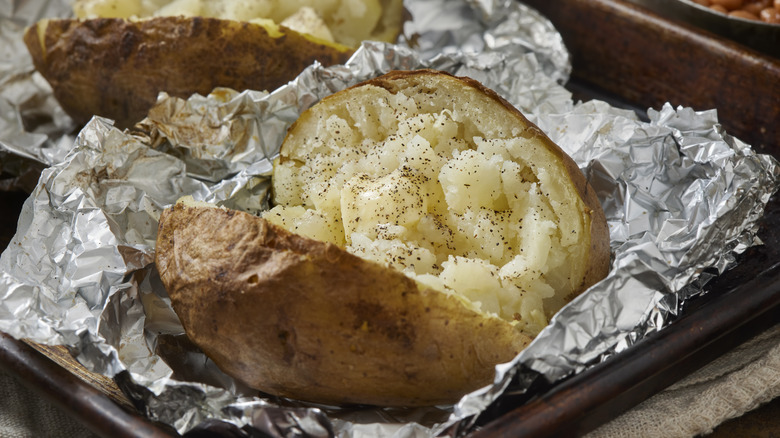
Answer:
xmin=0 ymin=0 xmax=76 ymax=191
xmin=1 ymin=1 xmax=779 ymax=437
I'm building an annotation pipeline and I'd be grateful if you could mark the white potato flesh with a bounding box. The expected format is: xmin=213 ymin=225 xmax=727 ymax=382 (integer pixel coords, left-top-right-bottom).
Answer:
xmin=267 ymin=79 xmax=591 ymax=336
xmin=72 ymin=0 xmax=384 ymax=46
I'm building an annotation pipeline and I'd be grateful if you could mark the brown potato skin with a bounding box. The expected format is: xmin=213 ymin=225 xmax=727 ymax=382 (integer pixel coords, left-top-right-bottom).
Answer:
xmin=155 ymin=203 xmax=532 ymax=406
xmin=24 ymin=17 xmax=353 ymax=129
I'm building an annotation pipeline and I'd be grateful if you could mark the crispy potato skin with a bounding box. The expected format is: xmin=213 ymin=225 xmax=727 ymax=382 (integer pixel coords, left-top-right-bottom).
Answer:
xmin=155 ymin=203 xmax=532 ymax=406
xmin=24 ymin=17 xmax=353 ymax=129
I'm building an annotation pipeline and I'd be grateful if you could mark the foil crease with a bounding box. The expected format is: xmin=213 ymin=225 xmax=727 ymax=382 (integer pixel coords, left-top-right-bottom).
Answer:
xmin=1 ymin=1 xmax=779 ymax=438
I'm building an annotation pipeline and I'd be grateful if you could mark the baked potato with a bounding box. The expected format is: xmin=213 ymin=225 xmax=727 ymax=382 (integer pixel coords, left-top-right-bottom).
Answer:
xmin=154 ymin=70 xmax=610 ymax=407
xmin=24 ymin=0 xmax=405 ymax=129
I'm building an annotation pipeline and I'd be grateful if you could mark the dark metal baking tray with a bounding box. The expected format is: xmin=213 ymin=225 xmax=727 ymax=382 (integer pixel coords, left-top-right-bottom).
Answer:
xmin=1 ymin=0 xmax=779 ymax=436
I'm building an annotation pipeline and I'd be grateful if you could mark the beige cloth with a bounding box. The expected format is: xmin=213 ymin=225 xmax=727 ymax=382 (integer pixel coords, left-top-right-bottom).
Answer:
xmin=588 ymin=323 xmax=780 ymax=438
xmin=1 ymin=325 xmax=778 ymax=437
xmin=0 ymin=370 xmax=99 ymax=438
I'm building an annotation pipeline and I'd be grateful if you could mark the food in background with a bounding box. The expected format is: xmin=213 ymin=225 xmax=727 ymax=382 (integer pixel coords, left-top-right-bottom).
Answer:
xmin=690 ymin=0 xmax=780 ymax=23
xmin=23 ymin=0 xmax=406 ymax=128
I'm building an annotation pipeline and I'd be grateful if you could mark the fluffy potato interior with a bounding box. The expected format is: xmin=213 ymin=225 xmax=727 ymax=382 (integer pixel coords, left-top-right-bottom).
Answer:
xmin=72 ymin=0 xmax=398 ymax=46
xmin=264 ymin=73 xmax=597 ymax=336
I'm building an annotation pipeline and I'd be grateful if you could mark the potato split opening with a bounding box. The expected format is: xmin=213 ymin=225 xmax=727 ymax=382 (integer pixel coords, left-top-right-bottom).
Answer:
xmin=264 ymin=71 xmax=600 ymax=336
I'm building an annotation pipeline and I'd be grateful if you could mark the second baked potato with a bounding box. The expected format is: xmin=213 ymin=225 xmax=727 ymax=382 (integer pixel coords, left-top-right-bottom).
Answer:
xmin=24 ymin=0 xmax=405 ymax=128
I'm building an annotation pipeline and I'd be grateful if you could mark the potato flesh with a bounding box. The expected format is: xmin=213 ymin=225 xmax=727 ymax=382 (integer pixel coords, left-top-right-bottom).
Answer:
xmin=265 ymin=84 xmax=590 ymax=336
xmin=72 ymin=0 xmax=383 ymax=46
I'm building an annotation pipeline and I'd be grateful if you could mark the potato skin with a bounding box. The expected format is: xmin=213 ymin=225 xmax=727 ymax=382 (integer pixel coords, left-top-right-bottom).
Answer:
xmin=24 ymin=17 xmax=353 ymax=129
xmin=155 ymin=203 xmax=532 ymax=406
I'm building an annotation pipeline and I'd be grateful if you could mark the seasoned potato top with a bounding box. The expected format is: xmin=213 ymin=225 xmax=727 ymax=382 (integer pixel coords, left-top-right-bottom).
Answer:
xmin=264 ymin=71 xmax=605 ymax=337
xmin=72 ymin=0 xmax=399 ymax=46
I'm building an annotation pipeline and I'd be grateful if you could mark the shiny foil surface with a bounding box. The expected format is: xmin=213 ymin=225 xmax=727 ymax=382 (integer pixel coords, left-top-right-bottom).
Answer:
xmin=0 ymin=1 xmax=778 ymax=437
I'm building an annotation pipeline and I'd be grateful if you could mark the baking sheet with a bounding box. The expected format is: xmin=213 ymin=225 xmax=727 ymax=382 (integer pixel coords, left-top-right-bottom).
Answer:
xmin=1 ymin=0 xmax=780 ymax=438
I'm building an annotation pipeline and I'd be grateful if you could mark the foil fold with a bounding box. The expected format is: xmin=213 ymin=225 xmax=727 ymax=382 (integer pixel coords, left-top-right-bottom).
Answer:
xmin=1 ymin=1 xmax=779 ymax=438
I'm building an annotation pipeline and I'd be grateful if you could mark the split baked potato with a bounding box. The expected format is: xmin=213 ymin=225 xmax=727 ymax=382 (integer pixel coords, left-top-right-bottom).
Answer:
xmin=155 ymin=70 xmax=611 ymax=407
xmin=24 ymin=0 xmax=405 ymax=129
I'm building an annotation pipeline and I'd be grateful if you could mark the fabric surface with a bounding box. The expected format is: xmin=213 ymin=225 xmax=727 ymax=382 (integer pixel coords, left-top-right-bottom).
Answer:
xmin=587 ymin=323 xmax=780 ymax=438
xmin=0 ymin=325 xmax=778 ymax=437
xmin=0 ymin=370 xmax=99 ymax=438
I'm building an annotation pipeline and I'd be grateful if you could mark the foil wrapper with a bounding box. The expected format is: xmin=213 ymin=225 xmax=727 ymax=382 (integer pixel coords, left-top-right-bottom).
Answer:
xmin=1 ymin=1 xmax=779 ymax=437
xmin=0 ymin=0 xmax=76 ymax=191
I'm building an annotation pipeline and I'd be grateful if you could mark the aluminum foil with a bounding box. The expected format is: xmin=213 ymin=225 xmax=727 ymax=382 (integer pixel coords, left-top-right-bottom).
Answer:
xmin=0 ymin=0 xmax=76 ymax=190
xmin=1 ymin=0 xmax=779 ymax=437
